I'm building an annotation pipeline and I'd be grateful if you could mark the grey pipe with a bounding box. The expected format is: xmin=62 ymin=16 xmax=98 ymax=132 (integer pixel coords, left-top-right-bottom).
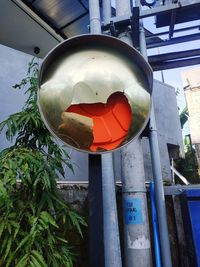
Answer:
xmin=89 ymin=0 xmax=101 ymax=34
xmin=89 ymin=1 xmax=122 ymax=267
xmin=116 ymin=1 xmax=152 ymax=267
xmin=102 ymin=154 xmax=122 ymax=267
xmin=135 ymin=1 xmax=173 ymax=266
xmin=149 ymin=108 xmax=172 ymax=267
xmin=102 ymin=0 xmax=111 ymax=23
xmin=116 ymin=0 xmax=131 ymax=17
xmin=121 ymin=139 xmax=152 ymax=267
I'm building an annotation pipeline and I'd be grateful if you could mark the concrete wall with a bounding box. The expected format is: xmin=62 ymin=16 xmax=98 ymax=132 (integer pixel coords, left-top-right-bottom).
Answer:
xmin=143 ymin=80 xmax=184 ymax=181
xmin=0 ymin=44 xmax=31 ymax=149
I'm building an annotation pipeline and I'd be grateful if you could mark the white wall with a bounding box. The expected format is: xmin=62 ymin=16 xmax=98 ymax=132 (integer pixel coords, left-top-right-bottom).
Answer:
xmin=0 ymin=44 xmax=31 ymax=150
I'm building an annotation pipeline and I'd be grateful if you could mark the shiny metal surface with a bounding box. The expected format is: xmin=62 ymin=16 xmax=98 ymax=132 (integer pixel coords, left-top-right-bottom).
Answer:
xmin=38 ymin=34 xmax=153 ymax=153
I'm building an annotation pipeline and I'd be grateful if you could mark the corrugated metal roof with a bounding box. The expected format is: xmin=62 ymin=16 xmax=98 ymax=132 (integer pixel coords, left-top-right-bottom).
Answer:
xmin=21 ymin=0 xmax=118 ymax=38
xmin=62 ymin=14 xmax=90 ymax=36
xmin=22 ymin=0 xmax=90 ymax=38
xmin=33 ymin=0 xmax=87 ymax=28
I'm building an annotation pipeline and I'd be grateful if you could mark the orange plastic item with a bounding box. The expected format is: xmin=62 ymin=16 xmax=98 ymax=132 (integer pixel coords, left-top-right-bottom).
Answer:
xmin=66 ymin=92 xmax=132 ymax=151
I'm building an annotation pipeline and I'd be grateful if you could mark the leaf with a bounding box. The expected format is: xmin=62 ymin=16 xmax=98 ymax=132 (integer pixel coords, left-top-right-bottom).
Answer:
xmin=16 ymin=254 xmax=29 ymax=267
xmin=65 ymin=162 xmax=74 ymax=174
xmin=4 ymin=236 xmax=12 ymax=261
xmin=5 ymin=251 xmax=15 ymax=267
xmin=40 ymin=211 xmax=58 ymax=228
xmin=1 ymin=236 xmax=9 ymax=254
xmin=68 ymin=211 xmax=84 ymax=237
xmin=47 ymin=192 xmax=68 ymax=209
xmin=0 ymin=221 xmax=4 ymax=238
xmin=13 ymin=224 xmax=20 ymax=239
xmin=56 ymin=236 xmax=68 ymax=244
xmin=37 ymin=192 xmax=54 ymax=213
xmin=29 ymin=261 xmax=36 ymax=267
xmin=15 ymin=235 xmax=30 ymax=253
xmin=7 ymin=223 xmax=11 ymax=234
xmin=31 ymin=250 xmax=47 ymax=267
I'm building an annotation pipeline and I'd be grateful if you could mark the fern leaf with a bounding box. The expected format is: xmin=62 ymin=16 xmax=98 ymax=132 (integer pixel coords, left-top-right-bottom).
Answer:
xmin=15 ymin=235 xmax=30 ymax=253
xmin=31 ymin=250 xmax=47 ymax=267
xmin=16 ymin=254 xmax=29 ymax=267
xmin=4 ymin=236 xmax=12 ymax=261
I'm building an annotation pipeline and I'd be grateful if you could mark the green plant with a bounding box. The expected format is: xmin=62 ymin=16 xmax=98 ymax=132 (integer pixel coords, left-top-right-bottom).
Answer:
xmin=179 ymin=106 xmax=189 ymax=129
xmin=175 ymin=135 xmax=199 ymax=184
xmin=0 ymin=58 xmax=86 ymax=267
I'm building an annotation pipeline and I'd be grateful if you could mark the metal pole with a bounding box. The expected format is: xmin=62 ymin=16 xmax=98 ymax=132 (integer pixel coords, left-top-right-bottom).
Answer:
xmin=116 ymin=0 xmax=131 ymax=16
xmin=88 ymin=155 xmax=105 ymax=267
xmin=121 ymin=140 xmax=152 ymax=267
xmin=116 ymin=1 xmax=152 ymax=267
xmin=102 ymin=2 xmax=122 ymax=266
xmin=147 ymin=33 xmax=200 ymax=49
xmin=148 ymin=48 xmax=200 ymax=63
xmin=115 ymin=0 xmax=133 ymax=46
xmin=102 ymin=154 xmax=122 ymax=267
xmin=150 ymin=181 xmax=162 ymax=267
xmin=135 ymin=1 xmax=173 ymax=266
xmin=89 ymin=0 xmax=101 ymax=34
xmin=102 ymin=0 xmax=111 ymax=23
xmin=87 ymin=2 xmax=104 ymax=265
xmin=149 ymin=110 xmax=172 ymax=267
xmin=150 ymin=56 xmax=200 ymax=71
xmin=89 ymin=1 xmax=122 ymax=267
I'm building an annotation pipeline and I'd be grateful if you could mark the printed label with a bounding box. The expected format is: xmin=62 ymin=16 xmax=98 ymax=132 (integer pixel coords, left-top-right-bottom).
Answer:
xmin=124 ymin=198 xmax=143 ymax=225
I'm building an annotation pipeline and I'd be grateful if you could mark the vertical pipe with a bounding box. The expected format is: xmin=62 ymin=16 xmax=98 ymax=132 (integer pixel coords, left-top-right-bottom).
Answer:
xmin=116 ymin=1 xmax=152 ymax=267
xmin=121 ymin=139 xmax=152 ymax=267
xmin=102 ymin=0 xmax=111 ymax=23
xmin=115 ymin=0 xmax=133 ymax=46
xmin=89 ymin=1 xmax=122 ymax=267
xmin=150 ymin=181 xmax=162 ymax=267
xmin=88 ymin=2 xmax=103 ymax=265
xmin=135 ymin=1 xmax=173 ymax=266
xmin=116 ymin=0 xmax=131 ymax=16
xmin=157 ymin=48 xmax=165 ymax=83
xmin=102 ymin=154 xmax=122 ymax=267
xmin=88 ymin=155 xmax=105 ymax=267
xmin=102 ymin=2 xmax=122 ymax=266
xmin=89 ymin=0 xmax=101 ymax=34
xmin=172 ymin=158 xmax=175 ymax=184
xmin=149 ymin=108 xmax=172 ymax=267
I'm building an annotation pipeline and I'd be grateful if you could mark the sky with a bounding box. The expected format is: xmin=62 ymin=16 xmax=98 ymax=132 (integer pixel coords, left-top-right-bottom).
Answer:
xmin=144 ymin=17 xmax=200 ymax=107
xmin=143 ymin=16 xmax=200 ymax=136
